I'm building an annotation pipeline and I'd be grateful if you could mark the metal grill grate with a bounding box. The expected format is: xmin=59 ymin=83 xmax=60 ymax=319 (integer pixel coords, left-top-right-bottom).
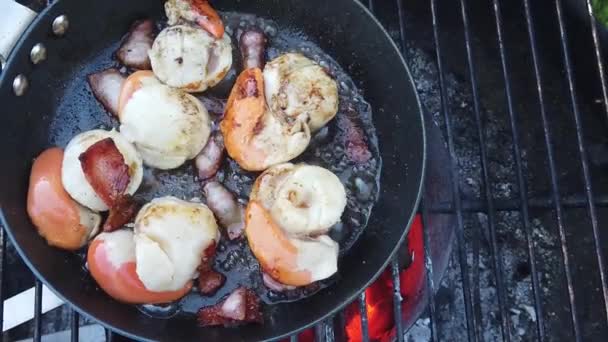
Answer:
xmin=3 ymin=0 xmax=608 ymax=341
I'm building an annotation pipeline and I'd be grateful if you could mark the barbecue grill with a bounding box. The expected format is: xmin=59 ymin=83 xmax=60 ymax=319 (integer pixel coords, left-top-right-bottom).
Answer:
xmin=2 ymin=0 xmax=608 ymax=341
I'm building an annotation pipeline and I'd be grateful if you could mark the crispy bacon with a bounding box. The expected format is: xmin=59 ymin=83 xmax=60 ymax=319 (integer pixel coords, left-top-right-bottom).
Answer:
xmin=195 ymin=133 xmax=224 ymax=180
xmin=79 ymin=138 xmax=137 ymax=231
xmin=197 ymin=287 xmax=263 ymax=326
xmin=102 ymin=196 xmax=138 ymax=232
xmin=338 ymin=111 xmax=372 ymax=164
xmin=226 ymin=221 xmax=244 ymax=240
xmin=79 ymin=138 xmax=130 ymax=205
xmin=239 ymin=29 xmax=266 ymax=70
xmin=203 ymin=182 xmax=245 ymax=239
xmin=116 ymin=19 xmax=155 ymax=70
xmin=198 ymin=241 xmax=225 ymax=295
xmin=87 ymin=69 xmax=126 ymax=117
xmin=199 ymin=268 xmax=226 ymax=295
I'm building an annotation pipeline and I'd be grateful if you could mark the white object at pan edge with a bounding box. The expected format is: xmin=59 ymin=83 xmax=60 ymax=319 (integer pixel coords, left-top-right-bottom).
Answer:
xmin=3 ymin=285 xmax=64 ymax=332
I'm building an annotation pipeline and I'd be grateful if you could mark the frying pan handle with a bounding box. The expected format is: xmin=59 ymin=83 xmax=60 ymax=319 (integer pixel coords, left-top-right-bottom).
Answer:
xmin=0 ymin=1 xmax=37 ymax=68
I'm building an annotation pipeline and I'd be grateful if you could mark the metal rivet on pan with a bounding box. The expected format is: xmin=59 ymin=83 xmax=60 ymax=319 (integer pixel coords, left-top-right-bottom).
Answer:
xmin=0 ymin=54 xmax=5 ymax=72
xmin=30 ymin=43 xmax=47 ymax=64
xmin=13 ymin=74 xmax=28 ymax=96
xmin=52 ymin=15 xmax=69 ymax=36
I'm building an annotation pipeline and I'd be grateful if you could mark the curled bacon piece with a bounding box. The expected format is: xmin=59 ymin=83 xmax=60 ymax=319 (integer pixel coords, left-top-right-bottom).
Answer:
xmin=102 ymin=196 xmax=138 ymax=232
xmin=338 ymin=111 xmax=372 ymax=164
xmin=116 ymin=19 xmax=155 ymax=70
xmin=194 ymin=132 xmax=224 ymax=180
xmin=198 ymin=242 xmax=225 ymax=295
xmin=203 ymin=181 xmax=245 ymax=239
xmin=87 ymin=68 xmax=126 ymax=117
xmin=199 ymin=268 xmax=226 ymax=295
xmin=197 ymin=287 xmax=263 ymax=326
xmin=79 ymin=138 xmax=129 ymax=205
xmin=79 ymin=138 xmax=137 ymax=231
xmin=239 ymin=29 xmax=266 ymax=70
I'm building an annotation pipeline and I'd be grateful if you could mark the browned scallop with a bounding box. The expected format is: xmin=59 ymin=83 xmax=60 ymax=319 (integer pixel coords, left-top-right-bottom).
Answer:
xmin=27 ymin=148 xmax=101 ymax=250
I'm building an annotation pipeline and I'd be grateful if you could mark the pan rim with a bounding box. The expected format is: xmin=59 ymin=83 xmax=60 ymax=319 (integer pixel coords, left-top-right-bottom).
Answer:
xmin=0 ymin=0 xmax=427 ymax=340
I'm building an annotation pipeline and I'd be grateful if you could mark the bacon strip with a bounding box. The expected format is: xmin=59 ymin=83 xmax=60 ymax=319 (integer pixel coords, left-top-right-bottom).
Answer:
xmin=197 ymin=287 xmax=263 ymax=326
xmin=203 ymin=182 xmax=245 ymax=239
xmin=87 ymin=69 xmax=126 ymax=117
xmin=198 ymin=242 xmax=226 ymax=295
xmin=79 ymin=138 xmax=137 ymax=231
xmin=195 ymin=133 xmax=224 ymax=180
xmin=338 ymin=111 xmax=372 ymax=164
xmin=79 ymin=138 xmax=129 ymax=205
xmin=116 ymin=19 xmax=155 ymax=70
xmin=239 ymin=29 xmax=266 ymax=70
xmin=102 ymin=196 xmax=138 ymax=232
xmin=199 ymin=268 xmax=226 ymax=295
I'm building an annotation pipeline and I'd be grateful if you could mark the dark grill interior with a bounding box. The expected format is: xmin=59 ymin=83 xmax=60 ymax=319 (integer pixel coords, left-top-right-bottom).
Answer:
xmin=3 ymin=0 xmax=608 ymax=341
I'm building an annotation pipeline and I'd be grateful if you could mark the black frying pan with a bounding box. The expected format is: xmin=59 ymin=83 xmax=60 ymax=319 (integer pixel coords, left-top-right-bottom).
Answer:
xmin=0 ymin=0 xmax=425 ymax=340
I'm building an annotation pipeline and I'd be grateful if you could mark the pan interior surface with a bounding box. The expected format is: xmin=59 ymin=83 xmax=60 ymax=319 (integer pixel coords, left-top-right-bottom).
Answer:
xmin=0 ymin=0 xmax=425 ymax=340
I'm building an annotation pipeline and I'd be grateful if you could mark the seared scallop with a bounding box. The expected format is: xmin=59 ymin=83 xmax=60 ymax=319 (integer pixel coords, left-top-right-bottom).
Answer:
xmin=88 ymin=229 xmax=192 ymax=304
xmin=133 ymin=196 xmax=219 ymax=292
xmin=149 ymin=25 xmax=232 ymax=92
xmin=62 ymin=129 xmax=143 ymax=212
xmin=221 ymin=68 xmax=310 ymax=171
xmin=118 ymin=71 xmax=211 ymax=169
xmin=245 ymin=164 xmax=346 ymax=286
xmin=27 ymin=148 xmax=101 ymax=250
xmin=251 ymin=163 xmax=346 ymax=236
xmin=264 ymin=53 xmax=339 ymax=132
xmin=88 ymin=197 xmax=220 ymax=303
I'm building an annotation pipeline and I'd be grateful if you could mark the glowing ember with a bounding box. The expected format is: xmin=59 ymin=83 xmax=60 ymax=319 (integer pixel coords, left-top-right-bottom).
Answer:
xmin=345 ymin=215 xmax=424 ymax=341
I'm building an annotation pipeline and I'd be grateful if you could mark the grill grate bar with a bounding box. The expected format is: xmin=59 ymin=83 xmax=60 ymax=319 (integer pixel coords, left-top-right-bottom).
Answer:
xmin=290 ymin=334 xmax=298 ymax=342
xmin=429 ymin=194 xmax=608 ymax=213
xmin=584 ymin=0 xmax=608 ymax=123
xmin=459 ymin=0 xmax=511 ymax=339
xmin=33 ymin=280 xmax=43 ymax=342
xmin=358 ymin=292 xmax=370 ymax=342
xmin=420 ymin=200 xmax=438 ymax=341
xmin=490 ymin=1 xmax=554 ymax=340
xmin=71 ymin=310 xmax=79 ymax=342
xmin=314 ymin=320 xmax=331 ymax=342
xmin=367 ymin=0 xmax=374 ymax=14
xmin=430 ymin=0 xmax=479 ymax=340
xmin=390 ymin=257 xmax=404 ymax=342
xmin=555 ymin=0 xmax=608 ymax=332
xmin=583 ymin=0 xmax=608 ymax=326
xmin=522 ymin=0 xmax=583 ymax=337
xmin=333 ymin=309 xmax=347 ymax=342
